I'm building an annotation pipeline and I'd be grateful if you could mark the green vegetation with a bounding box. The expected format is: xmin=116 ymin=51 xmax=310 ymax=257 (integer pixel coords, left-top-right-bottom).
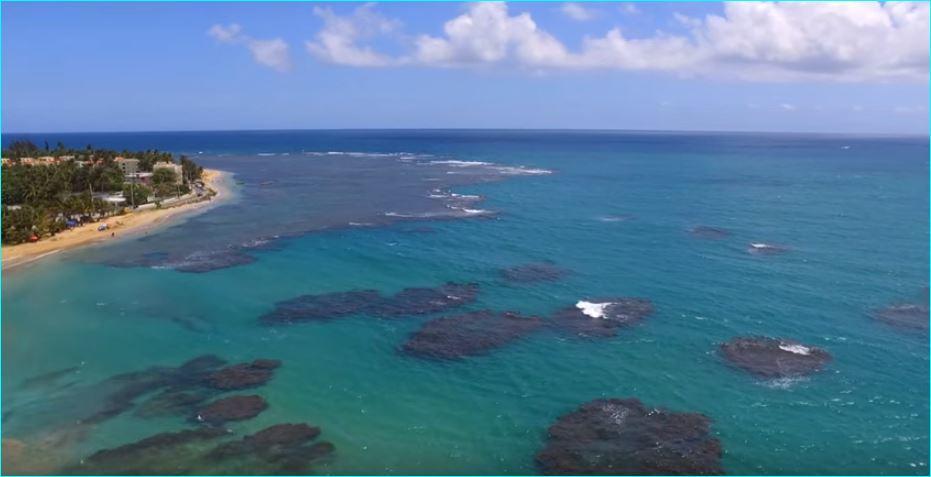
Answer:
xmin=1 ymin=141 xmax=205 ymax=245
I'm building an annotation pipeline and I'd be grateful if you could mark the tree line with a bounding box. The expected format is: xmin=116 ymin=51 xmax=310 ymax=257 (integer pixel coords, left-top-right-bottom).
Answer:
xmin=2 ymin=140 xmax=205 ymax=245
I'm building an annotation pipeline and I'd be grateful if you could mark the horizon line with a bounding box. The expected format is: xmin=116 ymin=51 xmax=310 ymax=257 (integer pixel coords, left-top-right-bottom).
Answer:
xmin=2 ymin=127 xmax=927 ymax=139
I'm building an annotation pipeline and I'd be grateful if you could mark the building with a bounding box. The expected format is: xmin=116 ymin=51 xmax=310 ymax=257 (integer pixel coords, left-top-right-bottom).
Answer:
xmin=115 ymin=157 xmax=140 ymax=176
xmin=125 ymin=172 xmax=154 ymax=185
xmin=153 ymin=162 xmax=184 ymax=184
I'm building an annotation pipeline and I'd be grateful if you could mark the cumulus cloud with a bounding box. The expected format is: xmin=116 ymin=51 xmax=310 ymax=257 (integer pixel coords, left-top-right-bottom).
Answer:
xmin=306 ymin=4 xmax=400 ymax=67
xmin=413 ymin=3 xmax=570 ymax=67
xmin=561 ymin=3 xmax=596 ymax=22
xmin=208 ymin=23 xmax=292 ymax=72
xmin=304 ymin=2 xmax=929 ymax=82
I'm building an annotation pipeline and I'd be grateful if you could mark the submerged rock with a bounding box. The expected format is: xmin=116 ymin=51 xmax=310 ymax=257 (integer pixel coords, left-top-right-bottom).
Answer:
xmin=135 ymin=389 xmax=216 ymax=419
xmin=261 ymin=282 xmax=480 ymax=324
xmin=402 ymin=311 xmax=544 ymax=360
xmin=260 ymin=290 xmax=383 ymax=324
xmin=68 ymin=427 xmax=229 ymax=474
xmin=204 ymin=360 xmax=280 ymax=390
xmin=550 ymin=298 xmax=655 ymax=338
xmin=206 ymin=423 xmax=333 ymax=473
xmin=501 ymin=262 xmax=568 ymax=283
xmin=689 ymin=226 xmax=731 ymax=240
xmin=536 ymin=398 xmax=723 ymax=475
xmin=20 ymin=366 xmax=81 ymax=389
xmin=171 ymin=249 xmax=258 ymax=273
xmin=194 ymin=395 xmax=268 ymax=424
xmin=720 ymin=336 xmax=831 ymax=378
xmin=874 ymin=304 xmax=929 ymax=331
xmin=874 ymin=290 xmax=929 ymax=332
xmin=377 ymin=282 xmax=480 ymax=316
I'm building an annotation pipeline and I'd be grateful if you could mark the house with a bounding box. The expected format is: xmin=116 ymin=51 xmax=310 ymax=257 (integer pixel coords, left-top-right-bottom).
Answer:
xmin=115 ymin=157 xmax=140 ymax=176
xmin=153 ymin=162 xmax=184 ymax=184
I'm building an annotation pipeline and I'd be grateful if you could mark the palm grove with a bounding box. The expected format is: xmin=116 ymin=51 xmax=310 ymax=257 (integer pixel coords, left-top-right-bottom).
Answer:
xmin=1 ymin=141 xmax=204 ymax=244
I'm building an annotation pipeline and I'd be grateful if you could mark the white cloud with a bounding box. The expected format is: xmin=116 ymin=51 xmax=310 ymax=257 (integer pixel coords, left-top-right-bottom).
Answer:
xmin=780 ymin=103 xmax=797 ymax=111
xmin=561 ymin=3 xmax=596 ymax=22
xmin=207 ymin=24 xmax=242 ymax=43
xmin=304 ymin=2 xmax=929 ymax=82
xmin=619 ymin=4 xmax=641 ymax=15
xmin=413 ymin=3 xmax=570 ymax=67
xmin=208 ymin=23 xmax=291 ymax=72
xmin=306 ymin=4 xmax=400 ymax=67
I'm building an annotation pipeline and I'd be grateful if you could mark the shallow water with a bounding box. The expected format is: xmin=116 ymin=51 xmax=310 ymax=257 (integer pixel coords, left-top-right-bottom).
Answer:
xmin=2 ymin=130 xmax=928 ymax=474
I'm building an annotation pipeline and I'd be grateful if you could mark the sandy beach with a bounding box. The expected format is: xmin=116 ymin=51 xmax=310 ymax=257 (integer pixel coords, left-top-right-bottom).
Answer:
xmin=1 ymin=168 xmax=234 ymax=271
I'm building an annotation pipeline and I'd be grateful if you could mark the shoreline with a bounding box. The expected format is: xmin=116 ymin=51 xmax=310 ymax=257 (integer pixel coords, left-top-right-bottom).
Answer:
xmin=1 ymin=168 xmax=235 ymax=272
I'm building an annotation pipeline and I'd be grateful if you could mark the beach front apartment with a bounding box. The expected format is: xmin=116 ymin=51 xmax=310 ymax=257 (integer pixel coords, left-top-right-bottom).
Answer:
xmin=115 ymin=157 xmax=140 ymax=176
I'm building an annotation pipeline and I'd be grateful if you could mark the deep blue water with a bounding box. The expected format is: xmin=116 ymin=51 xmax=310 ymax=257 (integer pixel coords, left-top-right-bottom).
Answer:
xmin=2 ymin=130 xmax=928 ymax=475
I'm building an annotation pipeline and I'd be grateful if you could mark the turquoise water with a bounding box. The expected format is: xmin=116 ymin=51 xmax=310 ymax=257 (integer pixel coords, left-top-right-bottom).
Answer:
xmin=2 ymin=131 xmax=928 ymax=474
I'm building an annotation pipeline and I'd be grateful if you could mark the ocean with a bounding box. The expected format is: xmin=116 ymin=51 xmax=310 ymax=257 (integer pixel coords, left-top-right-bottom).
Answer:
xmin=2 ymin=130 xmax=928 ymax=475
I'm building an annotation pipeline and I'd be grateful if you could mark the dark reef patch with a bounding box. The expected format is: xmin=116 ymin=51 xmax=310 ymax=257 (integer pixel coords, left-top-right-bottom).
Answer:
xmin=170 ymin=250 xmax=258 ymax=273
xmin=66 ymin=422 xmax=334 ymax=475
xmin=402 ymin=311 xmax=544 ymax=360
xmin=261 ymin=282 xmax=479 ymax=324
xmin=260 ymin=290 xmax=383 ymax=324
xmin=874 ymin=289 xmax=929 ymax=332
xmin=20 ymin=366 xmax=82 ymax=389
xmin=689 ymin=226 xmax=731 ymax=240
xmin=549 ymin=298 xmax=655 ymax=338
xmin=205 ymin=423 xmax=334 ymax=473
xmin=43 ymin=354 xmax=279 ymax=431
xmin=377 ymin=282 xmax=479 ymax=316
xmin=135 ymin=389 xmax=216 ymax=419
xmin=194 ymin=395 xmax=268 ymax=424
xmin=501 ymin=262 xmax=568 ymax=283
xmin=65 ymin=427 xmax=229 ymax=474
xmin=874 ymin=304 xmax=929 ymax=331
xmin=536 ymin=398 xmax=723 ymax=475
xmin=720 ymin=336 xmax=831 ymax=378
xmin=203 ymin=360 xmax=279 ymax=390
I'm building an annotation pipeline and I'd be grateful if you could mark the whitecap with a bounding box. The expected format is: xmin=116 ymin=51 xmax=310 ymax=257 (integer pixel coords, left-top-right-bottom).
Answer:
xmin=575 ymin=300 xmax=613 ymax=319
xmin=779 ymin=343 xmax=811 ymax=355
xmin=429 ymin=160 xmax=491 ymax=167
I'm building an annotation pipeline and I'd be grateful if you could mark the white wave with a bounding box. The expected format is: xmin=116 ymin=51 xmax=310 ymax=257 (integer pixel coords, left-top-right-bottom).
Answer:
xmin=493 ymin=165 xmax=553 ymax=175
xmin=257 ymin=153 xmax=276 ymax=157
xmin=384 ymin=211 xmax=444 ymax=219
xmin=427 ymin=190 xmax=482 ymax=201
xmin=429 ymin=160 xmax=491 ymax=167
xmin=598 ymin=215 xmax=630 ymax=223
xmin=576 ymin=300 xmax=613 ymax=319
xmin=304 ymin=151 xmax=421 ymax=158
xmin=458 ymin=208 xmax=491 ymax=216
xmin=779 ymin=344 xmax=811 ymax=355
xmin=349 ymin=222 xmax=374 ymax=227
xmin=763 ymin=376 xmax=805 ymax=390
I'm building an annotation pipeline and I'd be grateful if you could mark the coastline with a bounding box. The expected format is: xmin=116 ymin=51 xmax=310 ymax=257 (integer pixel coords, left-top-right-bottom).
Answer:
xmin=1 ymin=168 xmax=235 ymax=272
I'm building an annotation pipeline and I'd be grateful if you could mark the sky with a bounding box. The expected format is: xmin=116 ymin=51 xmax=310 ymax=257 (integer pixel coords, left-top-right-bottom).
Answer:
xmin=2 ymin=1 xmax=929 ymax=134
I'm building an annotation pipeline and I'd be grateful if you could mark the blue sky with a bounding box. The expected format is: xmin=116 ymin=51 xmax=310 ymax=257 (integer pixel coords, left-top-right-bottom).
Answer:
xmin=2 ymin=2 xmax=928 ymax=134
